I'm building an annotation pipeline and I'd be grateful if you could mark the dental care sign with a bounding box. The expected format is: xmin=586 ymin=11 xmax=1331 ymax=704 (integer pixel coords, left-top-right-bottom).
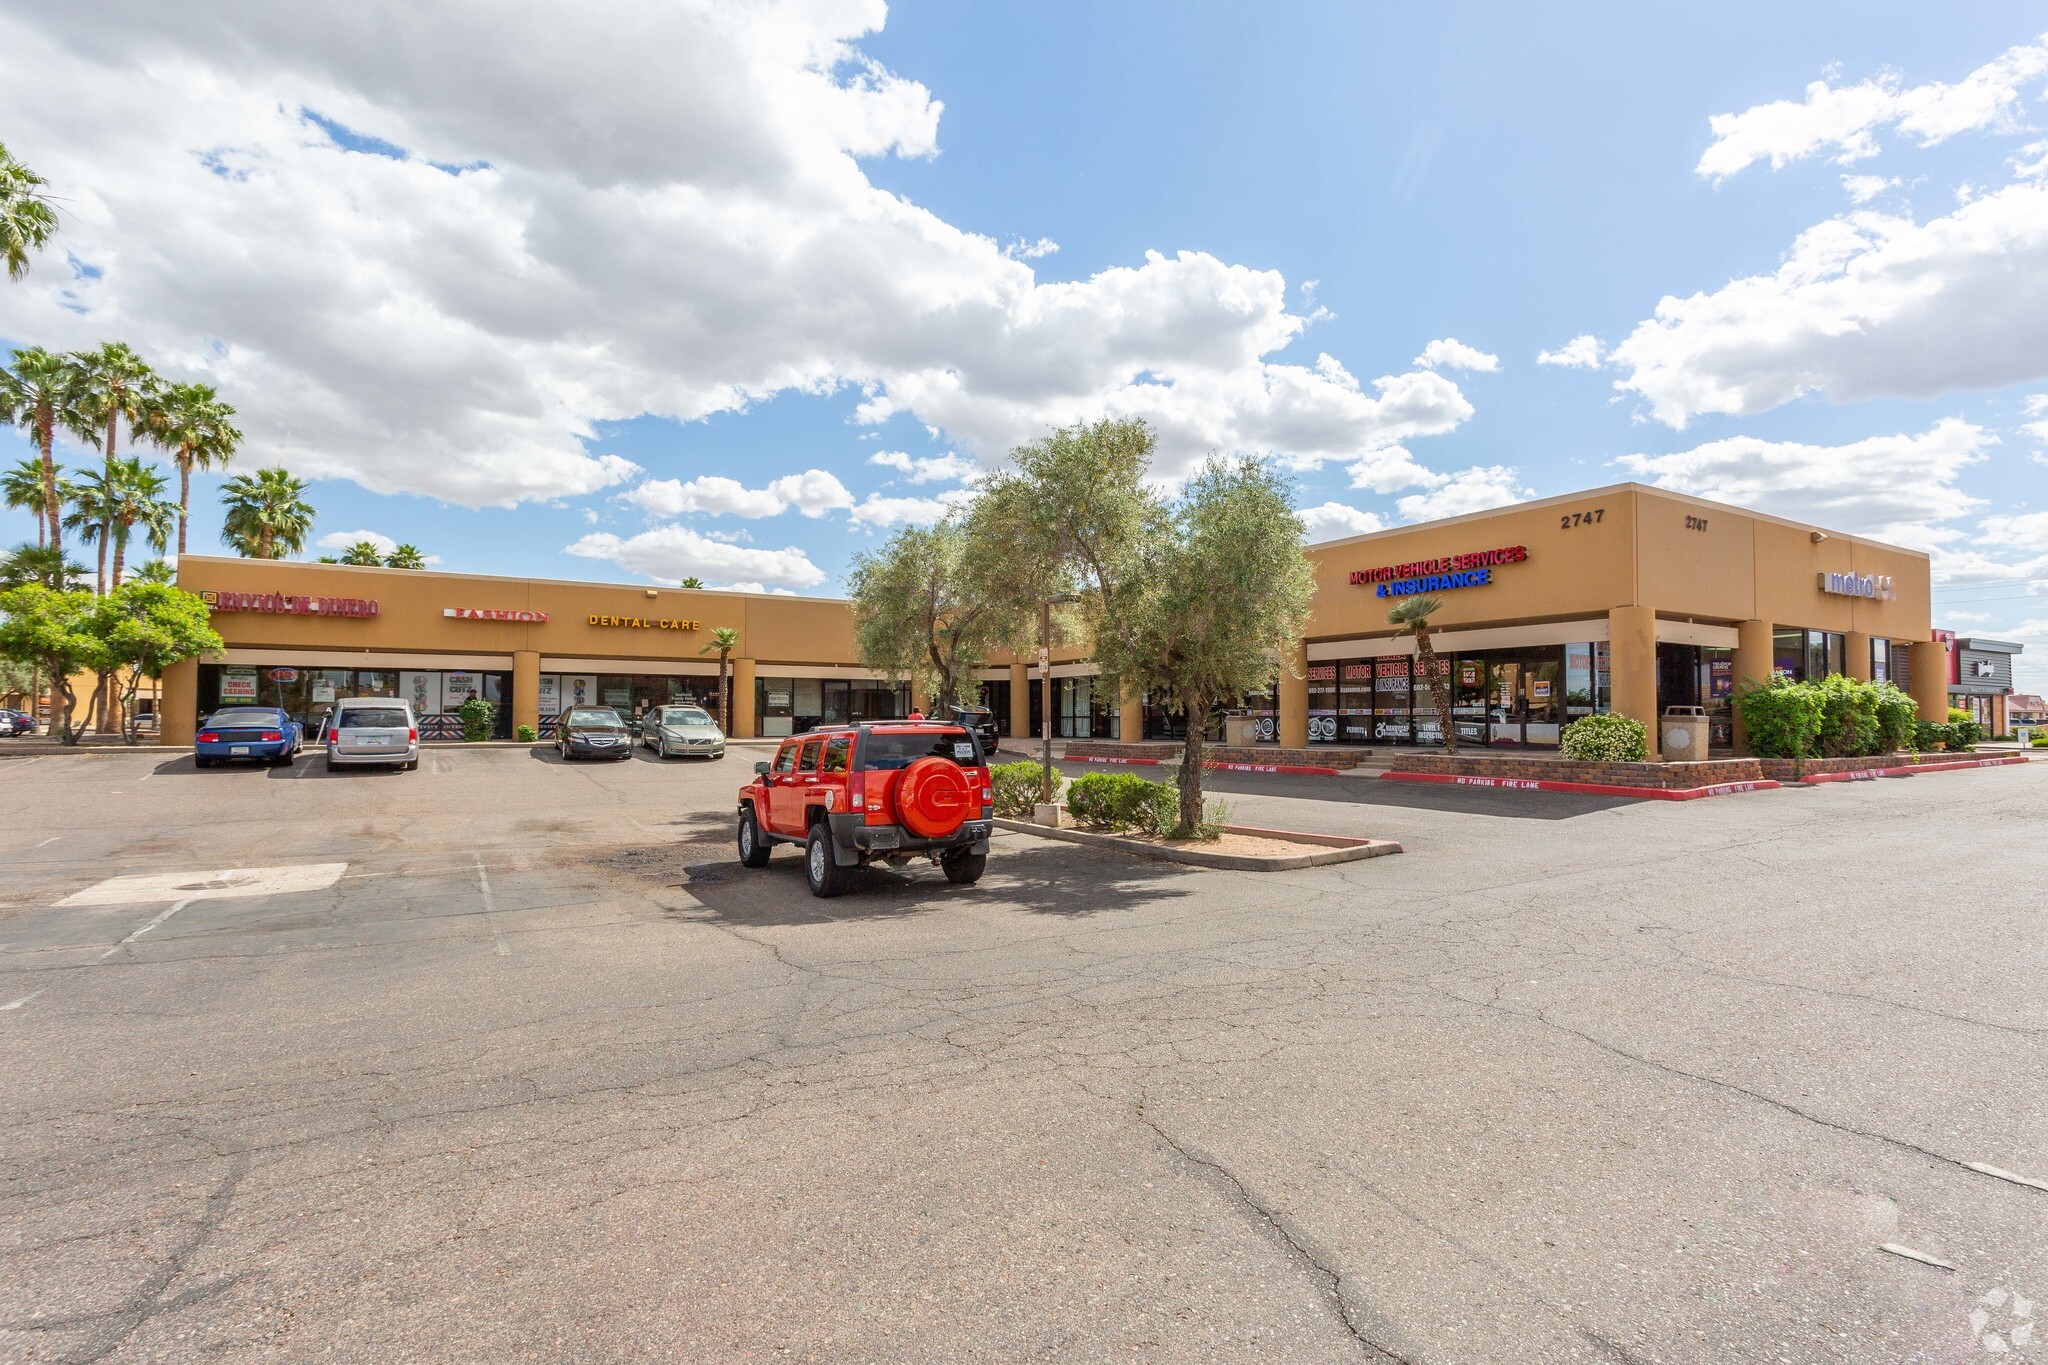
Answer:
xmin=1351 ymin=545 xmax=1528 ymax=598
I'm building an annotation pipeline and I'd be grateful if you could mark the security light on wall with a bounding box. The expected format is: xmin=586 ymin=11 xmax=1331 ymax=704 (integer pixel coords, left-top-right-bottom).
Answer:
xmin=1810 ymin=531 xmax=1828 ymax=543
xmin=645 ymin=589 xmax=658 ymax=598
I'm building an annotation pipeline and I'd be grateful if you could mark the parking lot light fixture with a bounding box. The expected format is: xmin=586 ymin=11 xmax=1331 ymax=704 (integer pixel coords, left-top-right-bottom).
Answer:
xmin=1041 ymin=592 xmax=1078 ymax=804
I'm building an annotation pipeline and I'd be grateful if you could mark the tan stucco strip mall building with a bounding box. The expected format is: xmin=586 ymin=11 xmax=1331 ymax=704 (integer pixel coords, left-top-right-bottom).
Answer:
xmin=163 ymin=483 xmax=1942 ymax=759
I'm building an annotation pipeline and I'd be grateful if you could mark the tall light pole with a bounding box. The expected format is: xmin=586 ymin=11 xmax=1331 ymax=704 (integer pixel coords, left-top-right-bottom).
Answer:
xmin=1040 ymin=592 xmax=1077 ymax=804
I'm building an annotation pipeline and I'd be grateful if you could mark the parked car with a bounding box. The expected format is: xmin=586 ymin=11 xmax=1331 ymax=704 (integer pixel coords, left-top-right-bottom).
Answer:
xmin=951 ymin=704 xmax=999 ymax=756
xmin=557 ymin=705 xmax=633 ymax=760
xmin=0 ymin=709 xmax=35 ymax=737
xmin=324 ymin=700 xmax=419 ymax=772
xmin=736 ymin=718 xmax=992 ymax=898
xmin=642 ymin=703 xmax=726 ymax=759
xmin=194 ymin=706 xmax=304 ymax=768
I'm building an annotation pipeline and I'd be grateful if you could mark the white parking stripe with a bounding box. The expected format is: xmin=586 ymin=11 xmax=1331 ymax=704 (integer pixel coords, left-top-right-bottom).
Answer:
xmin=34 ymin=836 xmax=59 ymax=848
xmin=475 ymin=855 xmax=510 ymax=956
xmin=1 ymin=988 xmax=49 ymax=1011
xmin=121 ymin=897 xmax=196 ymax=945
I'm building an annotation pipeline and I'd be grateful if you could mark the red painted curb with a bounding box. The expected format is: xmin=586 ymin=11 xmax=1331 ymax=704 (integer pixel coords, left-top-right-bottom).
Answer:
xmin=1065 ymin=754 xmax=1163 ymax=766
xmin=1380 ymin=771 xmax=1781 ymax=801
xmin=1799 ymin=754 xmax=2031 ymax=784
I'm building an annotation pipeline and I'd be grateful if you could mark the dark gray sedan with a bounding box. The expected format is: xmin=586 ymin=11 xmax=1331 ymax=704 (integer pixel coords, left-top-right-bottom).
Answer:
xmin=557 ymin=706 xmax=633 ymax=761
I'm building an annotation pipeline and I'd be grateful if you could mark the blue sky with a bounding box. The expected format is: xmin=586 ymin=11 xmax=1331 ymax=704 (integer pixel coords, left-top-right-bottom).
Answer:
xmin=3 ymin=1 xmax=2045 ymax=685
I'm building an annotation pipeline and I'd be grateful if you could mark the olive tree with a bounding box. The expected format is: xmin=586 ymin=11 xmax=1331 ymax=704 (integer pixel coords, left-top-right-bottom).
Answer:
xmin=979 ymin=418 xmax=1313 ymax=835
xmin=848 ymin=514 xmax=1036 ymax=715
xmin=1101 ymin=458 xmax=1314 ymax=831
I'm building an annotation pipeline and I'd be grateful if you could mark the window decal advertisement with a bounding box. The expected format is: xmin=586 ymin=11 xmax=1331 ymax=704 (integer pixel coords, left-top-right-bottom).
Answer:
xmin=536 ymin=675 xmax=561 ymax=715
xmin=565 ymin=675 xmax=597 ymax=709
xmin=441 ymin=671 xmax=480 ymax=712
xmin=221 ymin=668 xmax=258 ymax=701
xmin=401 ymin=671 xmax=436 ymax=716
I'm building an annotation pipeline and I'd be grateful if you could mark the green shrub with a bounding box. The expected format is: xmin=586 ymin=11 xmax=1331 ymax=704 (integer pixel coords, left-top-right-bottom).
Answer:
xmin=1065 ymin=771 xmax=1179 ymax=836
xmin=1813 ymin=674 xmax=1880 ymax=757
xmin=457 ymin=695 xmax=496 ymax=742
xmin=1949 ymin=711 xmax=1983 ymax=752
xmin=1871 ymin=684 xmax=1918 ymax=755
xmin=1913 ymin=719 xmax=1952 ymax=752
xmin=2031 ymin=732 xmax=2048 ymax=748
xmin=1735 ymin=678 xmax=1826 ymax=758
xmin=1559 ymin=712 xmax=1648 ymax=762
xmin=515 ymin=724 xmax=538 ymax=743
xmin=989 ymin=760 xmax=1047 ymax=817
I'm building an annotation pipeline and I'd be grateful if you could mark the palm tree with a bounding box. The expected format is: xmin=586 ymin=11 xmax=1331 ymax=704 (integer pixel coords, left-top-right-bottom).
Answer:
xmin=142 ymin=381 xmax=240 ymax=557
xmin=2 ymin=457 xmax=65 ymax=547
xmin=384 ymin=543 xmax=428 ymax=569
xmin=0 ymin=347 xmax=81 ymax=555
xmin=219 ymin=467 xmax=315 ymax=559
xmin=98 ymin=457 xmax=176 ymax=589
xmin=700 ymin=626 xmax=740 ymax=734
xmin=62 ymin=474 xmax=112 ymax=595
xmin=131 ymin=557 xmax=175 ymax=585
xmin=339 ymin=540 xmax=386 ymax=566
xmin=0 ymin=141 xmax=59 ymax=281
xmin=679 ymin=576 xmax=704 ymax=589
xmin=0 ymin=542 xmax=86 ymax=590
xmin=1387 ymin=594 xmax=1458 ymax=754
xmin=67 ymin=343 xmax=161 ymax=494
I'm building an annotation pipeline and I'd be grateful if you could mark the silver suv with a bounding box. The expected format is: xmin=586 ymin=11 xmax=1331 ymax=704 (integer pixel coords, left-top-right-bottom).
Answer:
xmin=323 ymin=701 xmax=420 ymax=772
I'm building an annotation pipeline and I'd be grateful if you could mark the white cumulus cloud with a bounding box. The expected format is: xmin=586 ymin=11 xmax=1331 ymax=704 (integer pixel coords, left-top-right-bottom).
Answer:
xmin=1536 ymin=335 xmax=1603 ymax=369
xmin=0 ymin=3 xmax=1478 ymax=511
xmin=1697 ymin=34 xmax=2048 ymax=180
xmin=1609 ymin=183 xmax=2048 ymax=426
xmin=866 ymin=450 xmax=978 ymax=484
xmin=849 ymin=489 xmax=973 ymax=528
xmin=1395 ymin=466 xmax=1534 ymax=523
xmin=316 ymin=529 xmax=398 ymax=555
xmin=564 ymin=527 xmax=826 ymax=589
xmin=1840 ymin=173 xmax=1899 ymax=203
xmin=1413 ymin=338 xmax=1499 ymax=373
xmin=1614 ymin=418 xmax=1993 ymax=544
xmin=620 ymin=470 xmax=853 ymax=519
xmin=1298 ymin=501 xmax=1386 ymax=541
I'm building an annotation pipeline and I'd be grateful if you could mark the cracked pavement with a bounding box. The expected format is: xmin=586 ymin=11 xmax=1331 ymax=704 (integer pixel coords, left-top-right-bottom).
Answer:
xmin=0 ymin=746 xmax=2042 ymax=1362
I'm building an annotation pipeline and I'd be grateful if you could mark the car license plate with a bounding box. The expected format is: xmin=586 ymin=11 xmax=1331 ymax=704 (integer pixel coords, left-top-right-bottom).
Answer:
xmin=230 ymin=746 xmax=249 ymax=755
xmin=362 ymin=737 xmax=387 ymax=745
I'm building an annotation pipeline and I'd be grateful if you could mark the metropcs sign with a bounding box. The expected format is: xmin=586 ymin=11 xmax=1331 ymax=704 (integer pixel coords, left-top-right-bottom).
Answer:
xmin=1818 ymin=571 xmax=1896 ymax=601
xmin=444 ymin=607 xmax=548 ymax=622
xmin=1350 ymin=545 xmax=1528 ymax=598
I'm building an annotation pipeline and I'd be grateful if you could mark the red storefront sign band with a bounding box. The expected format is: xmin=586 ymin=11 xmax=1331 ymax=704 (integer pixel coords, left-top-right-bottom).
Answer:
xmin=1350 ymin=544 xmax=1527 ymax=586
xmin=202 ymin=591 xmax=378 ymax=617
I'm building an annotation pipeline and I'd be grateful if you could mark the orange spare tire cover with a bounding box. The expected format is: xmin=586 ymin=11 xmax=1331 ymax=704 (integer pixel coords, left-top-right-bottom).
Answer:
xmin=896 ymin=756 xmax=972 ymax=838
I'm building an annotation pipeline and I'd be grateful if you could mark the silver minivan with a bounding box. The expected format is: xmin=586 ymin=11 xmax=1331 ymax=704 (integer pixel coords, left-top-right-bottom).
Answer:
xmin=323 ymin=701 xmax=420 ymax=772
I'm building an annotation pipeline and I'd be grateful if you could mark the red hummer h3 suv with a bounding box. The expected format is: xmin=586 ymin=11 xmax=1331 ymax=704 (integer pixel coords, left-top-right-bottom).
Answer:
xmin=736 ymin=720 xmax=994 ymax=897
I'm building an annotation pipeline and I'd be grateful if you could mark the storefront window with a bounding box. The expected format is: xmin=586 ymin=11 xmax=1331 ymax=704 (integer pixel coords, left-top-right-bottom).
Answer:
xmin=977 ymin=680 xmax=1012 ymax=733
xmin=1871 ymin=638 xmax=1890 ymax=683
xmin=1339 ymin=663 xmax=1374 ymax=745
xmin=756 ymin=677 xmax=795 ymax=737
xmin=1371 ymin=657 xmax=1412 ymax=744
xmin=196 ymin=665 xmax=510 ymax=739
xmin=1306 ymin=663 xmax=1338 ymax=744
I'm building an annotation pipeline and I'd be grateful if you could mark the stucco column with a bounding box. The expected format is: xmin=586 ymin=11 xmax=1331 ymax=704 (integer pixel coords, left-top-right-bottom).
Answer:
xmin=512 ymin=650 xmax=540 ymax=736
xmin=160 ymin=658 xmax=198 ymax=748
xmin=1731 ymin=619 xmax=1773 ymax=755
xmin=1278 ymin=642 xmax=1309 ymax=749
xmin=1608 ymin=605 xmax=1660 ymax=759
xmin=1844 ymin=630 xmax=1871 ymax=681
xmin=1907 ymin=639 xmax=1948 ymax=722
xmin=1008 ymin=663 xmax=1030 ymax=739
xmin=1118 ymin=681 xmax=1144 ymax=742
xmin=729 ymin=657 xmax=757 ymax=737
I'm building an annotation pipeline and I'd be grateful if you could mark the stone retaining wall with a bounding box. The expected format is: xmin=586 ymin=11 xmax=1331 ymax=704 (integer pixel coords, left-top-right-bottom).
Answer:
xmin=1062 ymin=740 xmax=1377 ymax=770
xmin=1389 ymin=752 xmax=1764 ymax=790
xmin=1754 ymin=752 xmax=1941 ymax=781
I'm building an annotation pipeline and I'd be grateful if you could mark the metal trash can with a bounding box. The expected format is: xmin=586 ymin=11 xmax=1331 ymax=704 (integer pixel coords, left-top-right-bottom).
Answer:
xmin=1223 ymin=712 xmax=1257 ymax=746
xmin=1661 ymin=705 xmax=1710 ymax=761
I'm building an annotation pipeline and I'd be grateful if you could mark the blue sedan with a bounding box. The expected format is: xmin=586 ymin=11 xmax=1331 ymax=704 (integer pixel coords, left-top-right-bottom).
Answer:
xmin=194 ymin=706 xmax=304 ymax=768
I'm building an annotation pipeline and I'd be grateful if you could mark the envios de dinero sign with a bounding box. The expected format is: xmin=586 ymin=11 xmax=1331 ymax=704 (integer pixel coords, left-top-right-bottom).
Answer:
xmin=1351 ymin=544 xmax=1529 ymax=598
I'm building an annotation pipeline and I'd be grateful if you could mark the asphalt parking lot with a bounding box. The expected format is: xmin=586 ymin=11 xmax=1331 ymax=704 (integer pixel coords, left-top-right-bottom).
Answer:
xmin=1 ymin=744 xmax=2043 ymax=1362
